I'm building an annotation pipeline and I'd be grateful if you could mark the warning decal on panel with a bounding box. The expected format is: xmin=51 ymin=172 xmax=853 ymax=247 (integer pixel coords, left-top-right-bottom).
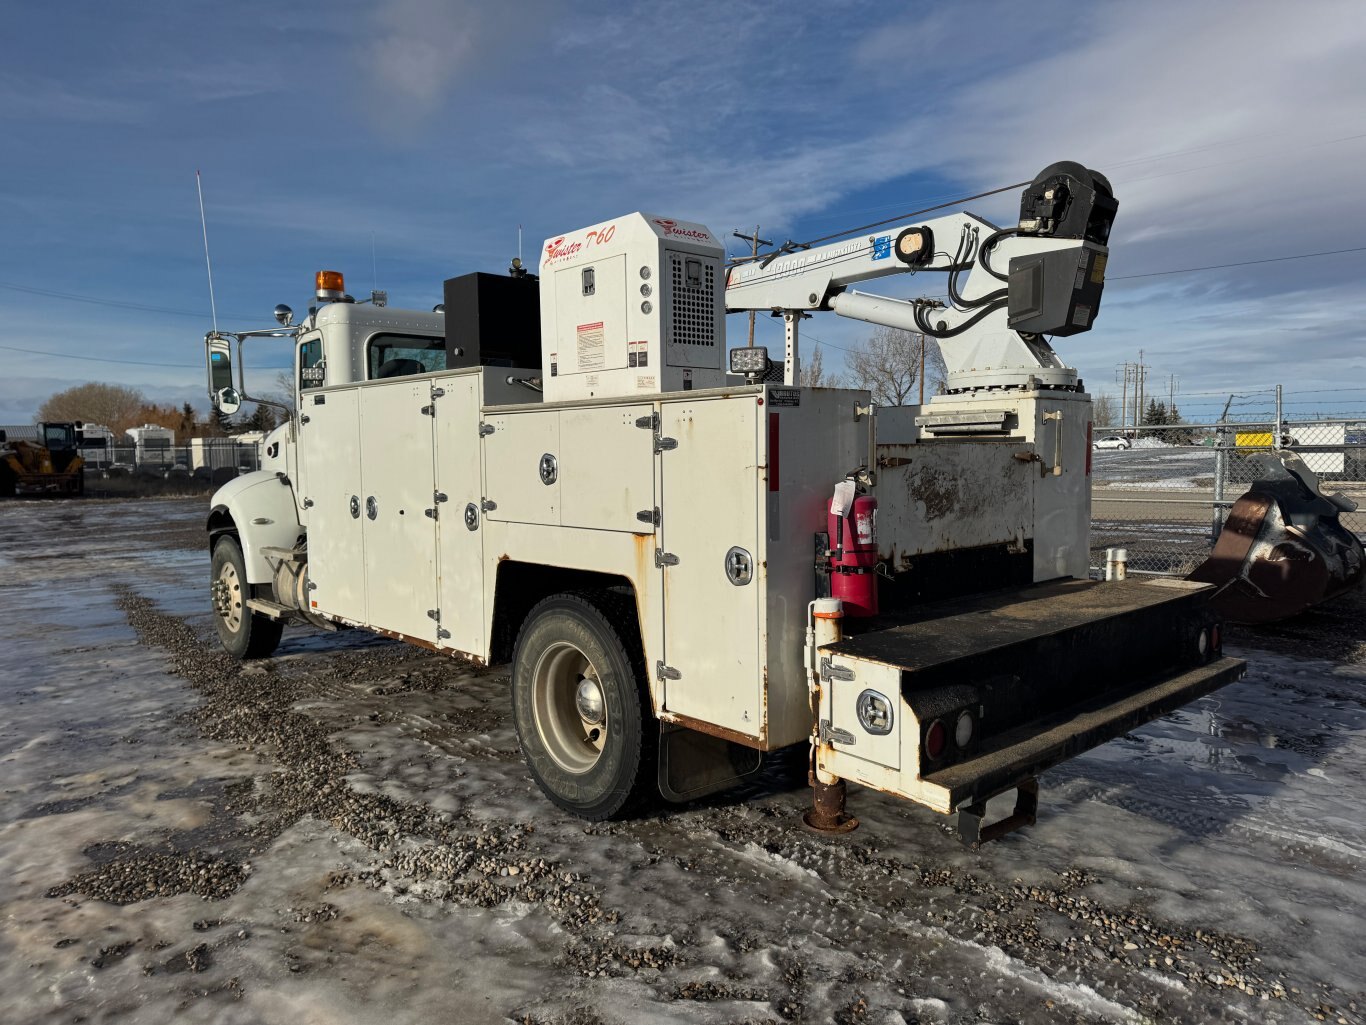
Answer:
xmin=577 ymin=321 xmax=605 ymax=370
xmin=637 ymin=375 xmax=656 ymax=390
xmin=768 ymin=387 xmax=801 ymax=407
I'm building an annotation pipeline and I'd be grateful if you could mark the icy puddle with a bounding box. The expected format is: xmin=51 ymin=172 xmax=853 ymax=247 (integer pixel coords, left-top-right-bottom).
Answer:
xmin=1 ymin=498 xmax=1363 ymax=1024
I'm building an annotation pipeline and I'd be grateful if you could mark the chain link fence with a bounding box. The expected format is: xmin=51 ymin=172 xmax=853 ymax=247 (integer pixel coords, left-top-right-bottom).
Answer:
xmin=1090 ymin=417 xmax=1366 ymax=575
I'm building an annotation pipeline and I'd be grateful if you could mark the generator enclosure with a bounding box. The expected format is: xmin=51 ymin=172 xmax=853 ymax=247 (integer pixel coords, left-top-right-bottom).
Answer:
xmin=539 ymin=213 xmax=727 ymax=401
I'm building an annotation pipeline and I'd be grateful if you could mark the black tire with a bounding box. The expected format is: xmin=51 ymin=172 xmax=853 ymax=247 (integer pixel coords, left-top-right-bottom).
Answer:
xmin=511 ymin=591 xmax=654 ymax=820
xmin=210 ymin=535 xmax=283 ymax=659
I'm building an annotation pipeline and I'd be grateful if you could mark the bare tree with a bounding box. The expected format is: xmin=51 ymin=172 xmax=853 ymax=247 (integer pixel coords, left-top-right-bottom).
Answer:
xmin=38 ymin=383 xmax=147 ymax=433
xmin=800 ymin=342 xmax=841 ymax=387
xmin=846 ymin=327 xmax=946 ymax=406
xmin=270 ymin=369 xmax=297 ymax=416
xmin=1092 ymin=390 xmax=1118 ymax=427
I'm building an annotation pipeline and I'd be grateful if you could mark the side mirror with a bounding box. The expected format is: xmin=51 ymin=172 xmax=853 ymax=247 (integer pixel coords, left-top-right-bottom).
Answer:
xmin=216 ymin=387 xmax=242 ymax=416
xmin=207 ymin=334 xmax=236 ymax=407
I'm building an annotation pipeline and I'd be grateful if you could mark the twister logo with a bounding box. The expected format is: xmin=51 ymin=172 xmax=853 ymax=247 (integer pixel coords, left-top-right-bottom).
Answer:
xmin=545 ymin=224 xmax=618 ymax=264
xmin=653 ymin=218 xmax=712 ymax=242
xmin=544 ymin=236 xmax=582 ymax=263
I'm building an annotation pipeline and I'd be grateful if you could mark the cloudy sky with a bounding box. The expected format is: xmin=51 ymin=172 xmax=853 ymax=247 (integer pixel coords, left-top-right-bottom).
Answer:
xmin=2 ymin=0 xmax=1363 ymax=425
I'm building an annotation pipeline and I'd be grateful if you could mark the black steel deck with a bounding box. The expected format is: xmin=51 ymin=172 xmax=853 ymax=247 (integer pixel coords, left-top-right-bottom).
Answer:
xmin=825 ymin=577 xmax=1212 ymax=673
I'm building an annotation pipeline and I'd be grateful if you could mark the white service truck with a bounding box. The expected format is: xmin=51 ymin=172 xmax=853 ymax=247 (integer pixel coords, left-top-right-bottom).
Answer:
xmin=203 ymin=163 xmax=1244 ymax=842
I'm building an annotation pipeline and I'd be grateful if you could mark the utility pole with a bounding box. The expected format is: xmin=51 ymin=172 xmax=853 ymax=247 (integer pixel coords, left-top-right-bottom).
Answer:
xmin=733 ymin=227 xmax=771 ymax=348
xmin=1137 ymin=349 xmax=1146 ymax=425
xmin=919 ymin=332 xmax=926 ymax=405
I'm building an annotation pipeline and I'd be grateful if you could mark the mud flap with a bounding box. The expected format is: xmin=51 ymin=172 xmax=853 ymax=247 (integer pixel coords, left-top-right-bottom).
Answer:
xmin=1190 ymin=452 xmax=1365 ymax=623
xmin=657 ymin=721 xmax=762 ymax=803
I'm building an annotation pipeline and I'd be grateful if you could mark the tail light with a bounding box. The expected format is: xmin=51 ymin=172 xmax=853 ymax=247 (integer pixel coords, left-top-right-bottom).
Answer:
xmin=924 ymin=720 xmax=948 ymax=762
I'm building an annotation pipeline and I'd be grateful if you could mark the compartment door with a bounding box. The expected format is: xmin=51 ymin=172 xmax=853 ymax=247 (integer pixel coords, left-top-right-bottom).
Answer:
xmin=559 ymin=404 xmax=655 ymax=533
xmin=482 ymin=410 xmax=559 ymax=526
xmin=299 ymin=388 xmax=366 ymax=623
xmin=658 ymin=399 xmax=762 ymax=739
xmin=358 ymin=379 xmax=439 ymax=641
xmin=434 ymin=375 xmax=486 ymax=657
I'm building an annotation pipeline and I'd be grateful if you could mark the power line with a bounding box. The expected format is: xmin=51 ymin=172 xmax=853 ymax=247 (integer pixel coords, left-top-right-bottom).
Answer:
xmin=0 ymin=280 xmax=256 ymax=321
xmin=0 ymin=341 xmax=289 ymax=371
xmin=1111 ymin=246 xmax=1366 ymax=281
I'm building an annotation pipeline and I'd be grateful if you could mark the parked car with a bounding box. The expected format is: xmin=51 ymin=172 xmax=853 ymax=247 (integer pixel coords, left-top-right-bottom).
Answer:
xmin=1093 ymin=435 xmax=1131 ymax=450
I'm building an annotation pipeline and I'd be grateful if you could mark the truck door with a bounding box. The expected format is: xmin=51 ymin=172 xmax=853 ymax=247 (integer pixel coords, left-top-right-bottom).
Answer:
xmin=357 ymin=379 xmax=439 ymax=642
xmin=657 ymin=397 xmax=762 ymax=740
xmin=433 ymin=374 xmax=486 ymax=657
xmin=299 ymin=387 xmax=366 ymax=624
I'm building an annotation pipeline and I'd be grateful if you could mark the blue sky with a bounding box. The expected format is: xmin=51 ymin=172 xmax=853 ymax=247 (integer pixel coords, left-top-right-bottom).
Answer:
xmin=2 ymin=0 xmax=1364 ymax=426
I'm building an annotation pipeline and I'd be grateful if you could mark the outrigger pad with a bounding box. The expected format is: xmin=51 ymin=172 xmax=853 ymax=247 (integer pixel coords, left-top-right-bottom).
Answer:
xmin=1189 ymin=453 xmax=1365 ymax=624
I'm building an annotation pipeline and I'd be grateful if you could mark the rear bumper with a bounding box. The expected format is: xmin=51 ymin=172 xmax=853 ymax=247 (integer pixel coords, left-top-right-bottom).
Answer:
xmin=921 ymin=655 xmax=1245 ymax=809
xmin=812 ymin=579 xmax=1247 ymax=815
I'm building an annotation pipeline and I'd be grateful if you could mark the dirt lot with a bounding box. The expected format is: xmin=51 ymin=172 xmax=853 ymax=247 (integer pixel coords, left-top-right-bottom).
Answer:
xmin=1 ymin=498 xmax=1363 ymax=1025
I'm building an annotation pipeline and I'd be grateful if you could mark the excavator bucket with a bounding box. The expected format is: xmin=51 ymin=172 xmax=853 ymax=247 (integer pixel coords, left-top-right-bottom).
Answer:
xmin=1188 ymin=452 xmax=1365 ymax=624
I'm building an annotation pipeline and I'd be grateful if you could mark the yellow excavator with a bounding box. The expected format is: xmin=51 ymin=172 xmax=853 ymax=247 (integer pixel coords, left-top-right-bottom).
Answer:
xmin=0 ymin=422 xmax=86 ymax=497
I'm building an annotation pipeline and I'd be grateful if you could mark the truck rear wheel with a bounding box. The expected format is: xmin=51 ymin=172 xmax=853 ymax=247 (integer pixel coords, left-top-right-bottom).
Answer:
xmin=511 ymin=592 xmax=653 ymax=820
xmin=211 ymin=535 xmax=283 ymax=659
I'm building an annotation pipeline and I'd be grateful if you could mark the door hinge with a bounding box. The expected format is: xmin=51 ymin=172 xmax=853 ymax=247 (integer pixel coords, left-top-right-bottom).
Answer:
xmin=434 ymin=491 xmax=448 ymax=503
xmin=427 ymin=608 xmax=450 ymax=640
xmin=635 ymin=411 xmax=676 ymax=452
xmin=636 ymin=506 xmax=661 ymax=527
xmin=302 ymin=497 xmax=314 ymax=509
xmin=424 ymin=507 xmax=439 ymax=520
xmin=432 ymin=387 xmax=445 ymax=399
xmin=479 ymin=422 xmax=495 ymax=437
xmin=818 ymin=719 xmax=857 ymax=746
xmin=656 ymin=661 xmax=681 ymax=681
xmin=421 ymin=404 xmax=436 ymax=416
xmin=820 ymin=656 xmax=856 ymax=683
xmin=482 ymin=498 xmax=497 ymax=512
xmin=654 ymin=549 xmax=679 ymax=568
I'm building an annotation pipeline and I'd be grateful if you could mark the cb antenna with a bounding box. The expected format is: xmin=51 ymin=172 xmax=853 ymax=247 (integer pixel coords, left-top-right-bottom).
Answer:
xmin=195 ymin=170 xmax=219 ymax=335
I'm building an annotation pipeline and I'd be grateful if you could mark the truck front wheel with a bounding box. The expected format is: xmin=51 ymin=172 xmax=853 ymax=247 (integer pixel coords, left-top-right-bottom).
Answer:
xmin=210 ymin=535 xmax=283 ymax=659
xmin=511 ymin=593 xmax=653 ymax=820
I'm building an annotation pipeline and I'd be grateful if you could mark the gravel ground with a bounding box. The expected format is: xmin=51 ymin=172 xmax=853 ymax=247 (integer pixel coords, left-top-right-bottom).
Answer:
xmin=1 ymin=497 xmax=1363 ymax=1025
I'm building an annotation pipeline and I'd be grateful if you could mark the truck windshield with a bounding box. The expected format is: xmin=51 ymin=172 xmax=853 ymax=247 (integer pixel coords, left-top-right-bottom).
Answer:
xmin=367 ymin=334 xmax=445 ymax=379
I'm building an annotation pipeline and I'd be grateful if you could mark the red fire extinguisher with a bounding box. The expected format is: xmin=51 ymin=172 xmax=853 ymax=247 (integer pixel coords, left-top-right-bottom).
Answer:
xmin=828 ymin=478 xmax=879 ymax=617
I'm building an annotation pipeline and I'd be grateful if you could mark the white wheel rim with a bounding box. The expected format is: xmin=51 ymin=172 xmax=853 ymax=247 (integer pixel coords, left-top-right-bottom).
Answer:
xmin=213 ymin=561 xmax=244 ymax=633
xmin=532 ymin=641 xmax=608 ymax=774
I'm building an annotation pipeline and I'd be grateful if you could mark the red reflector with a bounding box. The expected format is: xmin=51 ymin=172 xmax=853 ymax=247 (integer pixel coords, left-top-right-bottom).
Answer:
xmin=768 ymin=411 xmax=780 ymax=492
xmin=1211 ymin=624 xmax=1221 ymax=651
xmin=925 ymin=719 xmax=947 ymax=760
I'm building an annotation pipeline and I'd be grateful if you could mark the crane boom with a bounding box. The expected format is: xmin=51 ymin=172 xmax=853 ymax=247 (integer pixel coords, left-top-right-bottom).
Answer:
xmin=724 ymin=162 xmax=1116 ymax=391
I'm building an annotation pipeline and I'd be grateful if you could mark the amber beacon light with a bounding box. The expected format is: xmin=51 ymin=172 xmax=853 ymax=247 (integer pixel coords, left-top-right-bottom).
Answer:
xmin=315 ymin=270 xmax=346 ymax=301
